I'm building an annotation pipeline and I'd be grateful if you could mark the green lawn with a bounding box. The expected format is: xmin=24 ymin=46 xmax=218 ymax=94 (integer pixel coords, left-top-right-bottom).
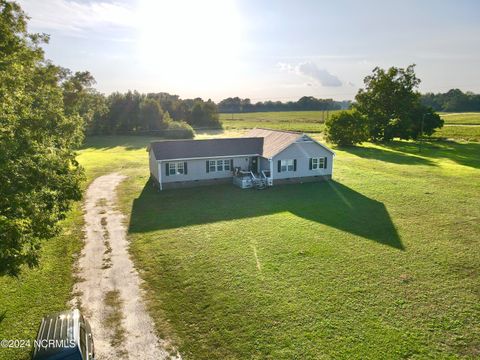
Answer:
xmin=0 ymin=205 xmax=84 ymax=360
xmin=440 ymin=112 xmax=480 ymax=125
xmin=118 ymin=136 xmax=479 ymax=359
xmin=432 ymin=125 xmax=480 ymax=142
xmin=1 ymin=133 xmax=479 ymax=359
xmin=0 ymin=135 xmax=159 ymax=360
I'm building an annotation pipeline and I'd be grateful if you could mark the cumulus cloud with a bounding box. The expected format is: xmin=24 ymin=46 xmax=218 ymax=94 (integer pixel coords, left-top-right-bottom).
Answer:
xmin=297 ymin=62 xmax=342 ymax=87
xmin=278 ymin=61 xmax=342 ymax=87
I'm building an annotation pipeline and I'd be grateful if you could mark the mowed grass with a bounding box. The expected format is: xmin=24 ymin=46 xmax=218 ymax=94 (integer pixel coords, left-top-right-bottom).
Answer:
xmin=1 ymin=133 xmax=479 ymax=359
xmin=220 ymin=111 xmax=339 ymax=133
xmin=0 ymin=205 xmax=84 ymax=360
xmin=431 ymin=125 xmax=480 ymax=142
xmin=440 ymin=112 xmax=480 ymax=125
xmin=0 ymin=135 xmax=157 ymax=360
xmin=110 ymin=135 xmax=479 ymax=359
xmin=220 ymin=111 xmax=480 ymax=140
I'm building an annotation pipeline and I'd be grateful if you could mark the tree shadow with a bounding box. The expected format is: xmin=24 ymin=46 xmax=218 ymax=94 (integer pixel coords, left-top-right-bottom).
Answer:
xmin=80 ymin=135 xmax=163 ymax=151
xmin=129 ymin=181 xmax=403 ymax=250
xmin=0 ymin=310 xmax=6 ymax=325
xmin=342 ymin=140 xmax=480 ymax=169
xmin=341 ymin=145 xmax=436 ymax=166
xmin=386 ymin=140 xmax=480 ymax=169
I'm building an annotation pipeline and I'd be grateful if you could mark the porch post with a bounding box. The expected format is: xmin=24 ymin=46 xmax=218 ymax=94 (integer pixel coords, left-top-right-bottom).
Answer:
xmin=158 ymin=161 xmax=163 ymax=191
xmin=269 ymin=158 xmax=273 ymax=186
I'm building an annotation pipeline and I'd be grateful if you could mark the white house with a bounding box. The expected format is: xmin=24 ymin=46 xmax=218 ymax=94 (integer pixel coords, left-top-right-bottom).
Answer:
xmin=148 ymin=128 xmax=335 ymax=190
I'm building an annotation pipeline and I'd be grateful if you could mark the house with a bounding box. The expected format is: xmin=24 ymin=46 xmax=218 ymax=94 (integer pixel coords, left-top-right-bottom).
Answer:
xmin=147 ymin=128 xmax=335 ymax=190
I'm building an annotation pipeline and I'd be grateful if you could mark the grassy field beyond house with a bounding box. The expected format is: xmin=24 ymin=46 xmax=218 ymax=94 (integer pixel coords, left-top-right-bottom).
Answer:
xmin=220 ymin=111 xmax=480 ymax=141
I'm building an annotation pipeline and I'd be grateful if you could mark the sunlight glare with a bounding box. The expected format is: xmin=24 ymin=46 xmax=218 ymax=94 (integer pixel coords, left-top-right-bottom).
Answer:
xmin=136 ymin=0 xmax=245 ymax=87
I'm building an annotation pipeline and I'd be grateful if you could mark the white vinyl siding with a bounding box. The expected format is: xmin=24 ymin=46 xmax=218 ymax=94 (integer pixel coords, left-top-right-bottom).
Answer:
xmin=273 ymin=142 xmax=333 ymax=179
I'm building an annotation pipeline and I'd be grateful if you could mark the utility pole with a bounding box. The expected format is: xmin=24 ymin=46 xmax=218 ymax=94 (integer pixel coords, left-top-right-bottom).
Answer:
xmin=419 ymin=113 xmax=425 ymax=153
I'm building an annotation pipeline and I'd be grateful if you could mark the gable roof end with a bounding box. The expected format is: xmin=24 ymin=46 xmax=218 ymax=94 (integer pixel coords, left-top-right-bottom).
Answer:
xmin=245 ymin=128 xmax=301 ymax=158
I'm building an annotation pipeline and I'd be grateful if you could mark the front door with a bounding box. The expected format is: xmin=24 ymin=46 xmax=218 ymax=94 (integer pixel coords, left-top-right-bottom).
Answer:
xmin=250 ymin=157 xmax=258 ymax=173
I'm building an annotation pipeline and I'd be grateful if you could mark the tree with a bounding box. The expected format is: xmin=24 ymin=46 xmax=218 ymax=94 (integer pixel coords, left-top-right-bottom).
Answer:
xmin=354 ymin=64 xmax=442 ymax=141
xmin=325 ymin=110 xmax=368 ymax=146
xmin=61 ymin=70 xmax=107 ymax=134
xmin=187 ymin=99 xmax=222 ymax=128
xmin=0 ymin=1 xmax=84 ymax=275
xmin=139 ymin=98 xmax=165 ymax=131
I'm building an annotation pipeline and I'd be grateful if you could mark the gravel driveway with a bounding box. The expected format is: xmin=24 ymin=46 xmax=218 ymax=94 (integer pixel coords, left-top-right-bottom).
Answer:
xmin=72 ymin=173 xmax=179 ymax=360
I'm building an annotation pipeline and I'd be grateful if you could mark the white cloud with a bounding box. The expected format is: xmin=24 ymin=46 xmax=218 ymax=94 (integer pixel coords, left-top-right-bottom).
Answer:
xmin=18 ymin=0 xmax=136 ymax=33
xmin=297 ymin=62 xmax=342 ymax=87
xmin=278 ymin=61 xmax=342 ymax=87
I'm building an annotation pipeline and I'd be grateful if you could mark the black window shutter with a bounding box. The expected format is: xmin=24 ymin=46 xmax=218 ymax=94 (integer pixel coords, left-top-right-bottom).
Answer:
xmin=293 ymin=159 xmax=297 ymax=171
xmin=184 ymin=162 xmax=188 ymax=174
xmin=277 ymin=160 xmax=281 ymax=172
xmin=309 ymin=158 xmax=312 ymax=170
xmin=206 ymin=160 xmax=209 ymax=173
xmin=324 ymin=157 xmax=328 ymax=169
xmin=230 ymin=159 xmax=233 ymax=170
xmin=165 ymin=162 xmax=169 ymax=176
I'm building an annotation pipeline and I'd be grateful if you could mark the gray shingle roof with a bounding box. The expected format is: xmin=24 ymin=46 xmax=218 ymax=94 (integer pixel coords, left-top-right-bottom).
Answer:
xmin=150 ymin=137 xmax=264 ymax=161
xmin=245 ymin=128 xmax=300 ymax=158
xmin=149 ymin=128 xmax=333 ymax=161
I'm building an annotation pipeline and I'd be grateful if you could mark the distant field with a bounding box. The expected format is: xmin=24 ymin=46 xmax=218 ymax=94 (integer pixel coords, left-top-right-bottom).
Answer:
xmin=440 ymin=112 xmax=480 ymax=125
xmin=220 ymin=111 xmax=480 ymax=141
xmin=432 ymin=125 xmax=480 ymax=142
xmin=220 ymin=110 xmax=340 ymax=133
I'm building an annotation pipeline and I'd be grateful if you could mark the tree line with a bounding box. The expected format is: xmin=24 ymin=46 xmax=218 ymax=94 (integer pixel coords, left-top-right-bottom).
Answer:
xmin=217 ymin=96 xmax=351 ymax=113
xmin=421 ymin=89 xmax=480 ymax=112
xmin=63 ymin=75 xmax=221 ymax=138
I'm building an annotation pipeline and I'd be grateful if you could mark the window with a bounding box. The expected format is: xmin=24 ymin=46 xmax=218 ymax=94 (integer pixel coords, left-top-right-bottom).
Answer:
xmin=224 ymin=159 xmax=231 ymax=171
xmin=169 ymin=163 xmax=176 ymax=175
xmin=168 ymin=162 xmax=186 ymax=175
xmin=209 ymin=160 xmax=216 ymax=172
xmin=280 ymin=159 xmax=294 ymax=172
xmin=311 ymin=157 xmax=327 ymax=170
xmin=177 ymin=162 xmax=184 ymax=174
xmin=207 ymin=159 xmax=232 ymax=172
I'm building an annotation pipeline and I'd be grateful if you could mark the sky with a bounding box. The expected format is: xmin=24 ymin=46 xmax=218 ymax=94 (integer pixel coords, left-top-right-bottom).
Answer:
xmin=18 ymin=0 xmax=480 ymax=102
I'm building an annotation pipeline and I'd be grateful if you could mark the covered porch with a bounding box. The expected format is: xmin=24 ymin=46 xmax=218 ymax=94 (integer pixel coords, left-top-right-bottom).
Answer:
xmin=233 ymin=155 xmax=273 ymax=189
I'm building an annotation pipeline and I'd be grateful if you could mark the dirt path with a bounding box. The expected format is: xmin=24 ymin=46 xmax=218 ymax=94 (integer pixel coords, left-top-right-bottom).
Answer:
xmin=72 ymin=173 xmax=179 ymax=360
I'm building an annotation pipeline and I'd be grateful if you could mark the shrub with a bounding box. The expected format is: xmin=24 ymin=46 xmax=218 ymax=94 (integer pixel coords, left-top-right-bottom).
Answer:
xmin=164 ymin=121 xmax=195 ymax=139
xmin=325 ymin=110 xmax=368 ymax=146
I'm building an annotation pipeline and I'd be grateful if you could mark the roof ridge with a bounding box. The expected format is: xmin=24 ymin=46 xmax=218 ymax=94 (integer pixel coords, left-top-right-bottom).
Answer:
xmin=253 ymin=127 xmax=303 ymax=135
xmin=150 ymin=137 xmax=260 ymax=144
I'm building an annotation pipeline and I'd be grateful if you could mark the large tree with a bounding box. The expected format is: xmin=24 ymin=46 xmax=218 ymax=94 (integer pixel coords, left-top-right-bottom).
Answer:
xmin=0 ymin=1 xmax=84 ymax=275
xmin=355 ymin=65 xmax=443 ymax=141
xmin=61 ymin=69 xmax=107 ymax=134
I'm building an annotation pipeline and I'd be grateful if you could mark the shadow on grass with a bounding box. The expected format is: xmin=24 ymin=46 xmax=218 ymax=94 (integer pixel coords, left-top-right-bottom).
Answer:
xmin=396 ymin=140 xmax=480 ymax=169
xmin=342 ymin=140 xmax=480 ymax=169
xmin=342 ymin=145 xmax=435 ymax=166
xmin=129 ymin=181 xmax=403 ymax=250
xmin=80 ymin=131 xmax=228 ymax=152
xmin=0 ymin=310 xmax=6 ymax=325
xmin=80 ymin=135 xmax=164 ymax=151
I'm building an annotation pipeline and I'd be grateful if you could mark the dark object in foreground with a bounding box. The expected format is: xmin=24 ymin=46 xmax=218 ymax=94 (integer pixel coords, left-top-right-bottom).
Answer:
xmin=32 ymin=309 xmax=95 ymax=360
